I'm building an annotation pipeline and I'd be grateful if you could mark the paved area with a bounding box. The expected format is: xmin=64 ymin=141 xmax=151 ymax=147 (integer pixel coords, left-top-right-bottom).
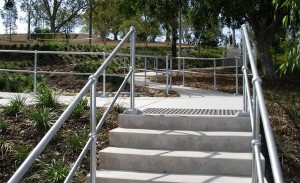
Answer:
xmin=0 ymin=73 xmax=243 ymax=110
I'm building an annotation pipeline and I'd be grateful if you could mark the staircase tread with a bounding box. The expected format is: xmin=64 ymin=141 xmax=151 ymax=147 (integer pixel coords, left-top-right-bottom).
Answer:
xmin=111 ymin=128 xmax=252 ymax=137
xmin=101 ymin=147 xmax=253 ymax=160
xmin=94 ymin=169 xmax=252 ymax=183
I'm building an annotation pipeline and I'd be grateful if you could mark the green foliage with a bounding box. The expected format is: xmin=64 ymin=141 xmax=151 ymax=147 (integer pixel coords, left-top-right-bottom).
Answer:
xmin=37 ymin=158 xmax=70 ymax=183
xmin=286 ymin=95 xmax=300 ymax=119
xmin=2 ymin=94 xmax=26 ymax=116
xmin=74 ymin=59 xmax=121 ymax=74
xmin=71 ymin=98 xmax=88 ymax=118
xmin=96 ymin=111 xmax=104 ymax=122
xmin=113 ymin=103 xmax=126 ymax=114
xmin=0 ymin=119 xmax=9 ymax=134
xmin=64 ymin=129 xmax=88 ymax=152
xmin=0 ymin=73 xmax=36 ymax=92
xmin=279 ymin=44 xmax=300 ymax=77
xmin=12 ymin=144 xmax=31 ymax=166
xmin=36 ymin=86 xmax=59 ymax=109
xmin=30 ymin=107 xmax=53 ymax=132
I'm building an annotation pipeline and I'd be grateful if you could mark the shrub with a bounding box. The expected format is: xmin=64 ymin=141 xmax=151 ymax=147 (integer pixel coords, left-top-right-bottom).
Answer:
xmin=71 ymin=98 xmax=88 ymax=118
xmin=36 ymin=86 xmax=58 ymax=109
xmin=37 ymin=158 xmax=70 ymax=183
xmin=12 ymin=144 xmax=31 ymax=166
xmin=2 ymin=94 xmax=26 ymax=117
xmin=64 ymin=128 xmax=88 ymax=152
xmin=30 ymin=107 xmax=53 ymax=132
xmin=0 ymin=138 xmax=13 ymax=158
xmin=113 ymin=103 xmax=126 ymax=114
xmin=0 ymin=120 xmax=9 ymax=134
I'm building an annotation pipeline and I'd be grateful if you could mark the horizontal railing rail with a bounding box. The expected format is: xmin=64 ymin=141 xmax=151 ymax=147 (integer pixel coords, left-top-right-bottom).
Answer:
xmin=241 ymin=24 xmax=283 ymax=183
xmin=8 ymin=27 xmax=137 ymax=183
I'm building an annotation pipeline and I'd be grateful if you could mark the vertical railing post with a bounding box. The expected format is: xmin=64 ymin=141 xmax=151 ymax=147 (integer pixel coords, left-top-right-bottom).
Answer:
xmin=144 ymin=57 xmax=147 ymax=86
xmin=34 ymin=50 xmax=38 ymax=94
xmin=170 ymin=57 xmax=173 ymax=91
xmin=242 ymin=35 xmax=247 ymax=112
xmin=213 ymin=58 xmax=216 ymax=91
xmin=89 ymin=76 xmax=97 ymax=183
xmin=235 ymin=56 xmax=239 ymax=95
xmin=155 ymin=58 xmax=158 ymax=82
xmin=102 ymin=52 xmax=106 ymax=97
xmin=182 ymin=58 xmax=185 ymax=87
xmin=130 ymin=27 xmax=136 ymax=111
xmin=166 ymin=55 xmax=169 ymax=96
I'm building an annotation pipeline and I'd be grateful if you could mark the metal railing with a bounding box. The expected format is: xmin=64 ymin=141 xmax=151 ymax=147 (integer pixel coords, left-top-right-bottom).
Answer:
xmin=8 ymin=27 xmax=137 ymax=183
xmin=241 ymin=24 xmax=283 ymax=183
xmin=0 ymin=48 xmax=241 ymax=96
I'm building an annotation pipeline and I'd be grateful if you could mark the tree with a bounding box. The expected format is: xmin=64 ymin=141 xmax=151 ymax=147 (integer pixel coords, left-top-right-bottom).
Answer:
xmin=274 ymin=0 xmax=300 ymax=76
xmin=82 ymin=0 xmax=124 ymax=44
xmin=20 ymin=0 xmax=87 ymax=34
xmin=1 ymin=0 xmax=18 ymax=40
xmin=191 ymin=0 xmax=290 ymax=78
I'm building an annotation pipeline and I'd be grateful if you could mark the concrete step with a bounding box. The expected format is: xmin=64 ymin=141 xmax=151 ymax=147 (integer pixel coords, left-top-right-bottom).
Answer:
xmin=90 ymin=170 xmax=253 ymax=183
xmin=110 ymin=128 xmax=252 ymax=152
xmin=99 ymin=147 xmax=263 ymax=176
xmin=118 ymin=114 xmax=251 ymax=132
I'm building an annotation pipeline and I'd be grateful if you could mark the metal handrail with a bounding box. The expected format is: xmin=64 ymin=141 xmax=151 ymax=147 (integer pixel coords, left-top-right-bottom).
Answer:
xmin=241 ymin=24 xmax=283 ymax=183
xmin=8 ymin=27 xmax=136 ymax=183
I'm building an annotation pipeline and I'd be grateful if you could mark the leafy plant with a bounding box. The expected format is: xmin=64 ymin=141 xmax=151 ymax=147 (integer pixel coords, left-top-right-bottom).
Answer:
xmin=36 ymin=86 xmax=58 ymax=109
xmin=113 ymin=103 xmax=126 ymax=114
xmin=286 ymin=95 xmax=300 ymax=119
xmin=37 ymin=158 xmax=70 ymax=183
xmin=0 ymin=138 xmax=13 ymax=158
xmin=0 ymin=120 xmax=9 ymax=134
xmin=30 ymin=107 xmax=53 ymax=132
xmin=71 ymin=98 xmax=88 ymax=118
xmin=2 ymin=94 xmax=26 ymax=116
xmin=64 ymin=128 xmax=88 ymax=152
xmin=12 ymin=144 xmax=31 ymax=166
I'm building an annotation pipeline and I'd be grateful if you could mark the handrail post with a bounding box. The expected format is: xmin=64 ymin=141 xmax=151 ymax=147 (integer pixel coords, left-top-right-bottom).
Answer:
xmin=213 ymin=58 xmax=216 ymax=91
xmin=130 ymin=27 xmax=136 ymax=111
xmin=102 ymin=52 xmax=106 ymax=97
xmin=144 ymin=57 xmax=147 ymax=86
xmin=242 ymin=34 xmax=247 ymax=112
xmin=34 ymin=50 xmax=38 ymax=94
xmin=235 ymin=56 xmax=239 ymax=95
xmin=166 ymin=55 xmax=169 ymax=95
xmin=170 ymin=57 xmax=173 ymax=91
xmin=183 ymin=58 xmax=185 ymax=87
xmin=89 ymin=75 xmax=97 ymax=183
xmin=155 ymin=58 xmax=158 ymax=82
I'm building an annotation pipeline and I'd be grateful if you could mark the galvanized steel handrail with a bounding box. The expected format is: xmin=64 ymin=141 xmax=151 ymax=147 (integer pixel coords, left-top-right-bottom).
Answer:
xmin=241 ymin=24 xmax=283 ymax=183
xmin=8 ymin=27 xmax=136 ymax=183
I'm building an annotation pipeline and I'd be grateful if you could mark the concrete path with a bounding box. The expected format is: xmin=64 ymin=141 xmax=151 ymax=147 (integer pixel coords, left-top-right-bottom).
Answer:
xmin=0 ymin=72 xmax=243 ymax=110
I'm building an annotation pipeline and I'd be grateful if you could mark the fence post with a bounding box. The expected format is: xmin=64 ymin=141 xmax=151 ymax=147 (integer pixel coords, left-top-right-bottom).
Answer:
xmin=235 ymin=56 xmax=239 ymax=95
xmin=170 ymin=57 xmax=172 ymax=91
xmin=89 ymin=76 xmax=97 ymax=183
xmin=242 ymin=35 xmax=248 ymax=112
xmin=166 ymin=56 xmax=169 ymax=96
xmin=213 ymin=58 xmax=216 ymax=91
xmin=34 ymin=50 xmax=38 ymax=94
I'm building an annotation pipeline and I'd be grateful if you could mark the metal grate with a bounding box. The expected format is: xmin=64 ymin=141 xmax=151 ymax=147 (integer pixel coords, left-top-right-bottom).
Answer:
xmin=142 ymin=108 xmax=241 ymax=116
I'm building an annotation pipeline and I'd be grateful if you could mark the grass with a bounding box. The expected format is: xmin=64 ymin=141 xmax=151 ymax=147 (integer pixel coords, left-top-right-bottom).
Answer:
xmin=36 ymin=86 xmax=59 ymax=109
xmin=71 ymin=98 xmax=88 ymax=119
xmin=29 ymin=107 xmax=53 ymax=132
xmin=12 ymin=144 xmax=31 ymax=166
xmin=64 ymin=128 xmax=89 ymax=152
xmin=2 ymin=94 xmax=26 ymax=117
xmin=0 ymin=120 xmax=9 ymax=134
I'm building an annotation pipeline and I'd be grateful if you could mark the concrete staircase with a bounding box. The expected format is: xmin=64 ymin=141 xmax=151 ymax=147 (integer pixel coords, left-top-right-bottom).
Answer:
xmin=91 ymin=113 xmax=265 ymax=183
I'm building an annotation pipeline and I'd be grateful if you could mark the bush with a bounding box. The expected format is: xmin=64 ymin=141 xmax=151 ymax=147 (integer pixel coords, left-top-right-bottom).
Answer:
xmin=30 ymin=107 xmax=53 ymax=132
xmin=71 ymin=98 xmax=88 ymax=118
xmin=37 ymin=158 xmax=70 ymax=183
xmin=0 ymin=73 xmax=35 ymax=92
xmin=2 ymin=95 xmax=26 ymax=117
xmin=64 ymin=129 xmax=89 ymax=152
xmin=36 ymin=86 xmax=59 ymax=109
xmin=12 ymin=144 xmax=31 ymax=166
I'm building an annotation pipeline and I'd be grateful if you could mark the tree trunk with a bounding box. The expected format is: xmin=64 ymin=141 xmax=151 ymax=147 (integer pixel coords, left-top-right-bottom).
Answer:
xmin=171 ymin=25 xmax=177 ymax=58
xmin=113 ymin=31 xmax=118 ymax=40
xmin=165 ymin=28 xmax=171 ymax=45
xmin=256 ymin=36 xmax=276 ymax=78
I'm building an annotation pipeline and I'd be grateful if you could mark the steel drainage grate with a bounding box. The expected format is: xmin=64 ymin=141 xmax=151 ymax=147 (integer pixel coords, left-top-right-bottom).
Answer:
xmin=142 ymin=108 xmax=242 ymax=116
